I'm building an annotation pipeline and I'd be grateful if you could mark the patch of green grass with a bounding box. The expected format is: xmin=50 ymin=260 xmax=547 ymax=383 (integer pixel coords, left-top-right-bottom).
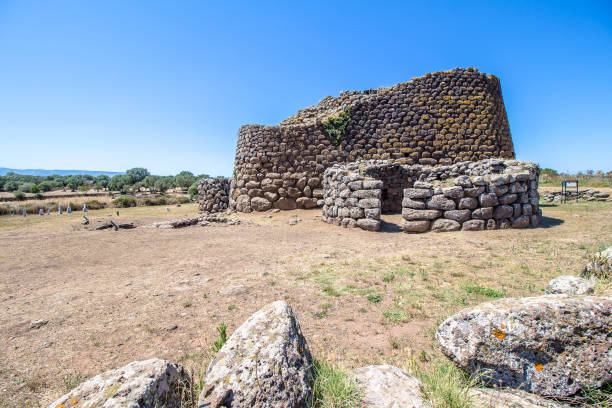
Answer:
xmin=211 ymin=323 xmax=227 ymax=354
xmin=312 ymin=359 xmax=362 ymax=408
xmin=366 ymin=292 xmax=383 ymax=303
xmin=382 ymin=272 xmax=395 ymax=282
xmin=382 ymin=308 xmax=408 ymax=323
xmin=228 ymin=304 xmax=236 ymax=311
xmin=413 ymin=359 xmax=476 ymax=408
xmin=313 ymin=311 xmax=328 ymax=319
xmin=182 ymin=301 xmax=192 ymax=308
xmin=462 ymin=284 xmax=505 ymax=299
xmin=63 ymin=373 xmax=85 ymax=392
xmin=322 ymin=285 xmax=341 ymax=297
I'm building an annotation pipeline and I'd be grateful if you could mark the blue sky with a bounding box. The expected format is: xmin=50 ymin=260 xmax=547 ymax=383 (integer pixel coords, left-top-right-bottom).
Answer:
xmin=0 ymin=1 xmax=610 ymax=176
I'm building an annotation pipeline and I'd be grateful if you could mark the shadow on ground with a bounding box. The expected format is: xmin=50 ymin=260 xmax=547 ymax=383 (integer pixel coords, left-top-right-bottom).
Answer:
xmin=380 ymin=220 xmax=403 ymax=233
xmin=539 ymin=216 xmax=565 ymax=228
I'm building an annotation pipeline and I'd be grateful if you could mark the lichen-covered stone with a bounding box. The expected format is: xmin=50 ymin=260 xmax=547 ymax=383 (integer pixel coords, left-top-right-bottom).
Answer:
xmin=469 ymin=387 xmax=565 ymax=408
xmin=199 ymin=301 xmax=313 ymax=408
xmin=47 ymin=359 xmax=188 ymax=408
xmin=545 ymin=276 xmax=595 ymax=295
xmin=431 ymin=218 xmax=461 ymax=232
xmin=436 ymin=295 xmax=612 ymax=397
xmin=353 ymin=365 xmax=429 ymax=408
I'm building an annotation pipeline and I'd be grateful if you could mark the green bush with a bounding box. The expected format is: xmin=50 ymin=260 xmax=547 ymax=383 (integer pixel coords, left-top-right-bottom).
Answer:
xmin=112 ymin=196 xmax=137 ymax=207
xmin=13 ymin=191 xmax=25 ymax=200
xmin=322 ymin=107 xmax=351 ymax=146
xmin=84 ymin=200 xmax=106 ymax=210
xmin=174 ymin=196 xmax=191 ymax=204
xmin=30 ymin=184 xmax=40 ymax=194
xmin=79 ymin=185 xmax=89 ymax=192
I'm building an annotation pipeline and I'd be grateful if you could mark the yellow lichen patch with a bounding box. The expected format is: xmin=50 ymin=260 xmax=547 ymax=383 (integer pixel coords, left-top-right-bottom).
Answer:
xmin=69 ymin=396 xmax=79 ymax=406
xmin=500 ymin=323 xmax=507 ymax=329
xmin=103 ymin=384 xmax=120 ymax=399
xmin=55 ymin=403 xmax=66 ymax=408
xmin=535 ymin=363 xmax=543 ymax=371
xmin=492 ymin=329 xmax=506 ymax=340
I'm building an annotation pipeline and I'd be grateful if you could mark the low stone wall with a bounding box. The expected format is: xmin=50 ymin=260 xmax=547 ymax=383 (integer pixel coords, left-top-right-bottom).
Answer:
xmin=198 ymin=178 xmax=231 ymax=213
xmin=543 ymin=189 xmax=611 ymax=203
xmin=322 ymin=159 xmax=540 ymax=233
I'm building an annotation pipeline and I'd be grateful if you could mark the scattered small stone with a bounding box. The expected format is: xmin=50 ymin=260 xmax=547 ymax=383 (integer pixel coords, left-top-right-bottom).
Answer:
xmin=545 ymin=275 xmax=595 ymax=295
xmin=30 ymin=320 xmax=48 ymax=330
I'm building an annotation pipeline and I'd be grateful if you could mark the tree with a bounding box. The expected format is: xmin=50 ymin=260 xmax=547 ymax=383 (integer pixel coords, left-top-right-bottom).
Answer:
xmin=30 ymin=184 xmax=40 ymax=194
xmin=188 ymin=181 xmax=199 ymax=199
xmin=108 ymin=175 xmax=127 ymax=191
xmin=39 ymin=181 xmax=55 ymax=192
xmin=4 ymin=181 xmax=18 ymax=191
xmin=175 ymin=171 xmax=196 ymax=188
xmin=95 ymin=175 xmax=110 ymax=188
xmin=126 ymin=168 xmax=150 ymax=183
xmin=153 ymin=178 xmax=171 ymax=194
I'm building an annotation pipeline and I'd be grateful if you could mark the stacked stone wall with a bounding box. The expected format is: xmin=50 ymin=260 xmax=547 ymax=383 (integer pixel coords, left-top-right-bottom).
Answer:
xmin=231 ymin=67 xmax=515 ymax=213
xmin=198 ymin=178 xmax=231 ymax=213
xmin=322 ymin=159 xmax=540 ymax=233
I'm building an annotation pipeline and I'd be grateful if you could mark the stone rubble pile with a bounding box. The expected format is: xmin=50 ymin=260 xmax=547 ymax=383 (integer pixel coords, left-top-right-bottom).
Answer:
xmin=144 ymin=214 xmax=249 ymax=229
xmin=542 ymin=189 xmax=611 ymax=203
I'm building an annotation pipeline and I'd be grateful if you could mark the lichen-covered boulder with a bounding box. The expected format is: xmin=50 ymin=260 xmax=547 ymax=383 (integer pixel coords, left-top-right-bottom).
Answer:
xmin=47 ymin=358 xmax=188 ymax=408
xmin=353 ymin=365 xmax=429 ymax=408
xmin=436 ymin=295 xmax=612 ymax=397
xmin=545 ymin=275 xmax=595 ymax=295
xmin=199 ymin=301 xmax=313 ymax=408
xmin=469 ymin=387 xmax=565 ymax=408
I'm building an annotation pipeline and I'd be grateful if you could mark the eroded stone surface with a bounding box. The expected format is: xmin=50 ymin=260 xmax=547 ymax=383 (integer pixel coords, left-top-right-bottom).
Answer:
xmin=47 ymin=358 xmax=188 ymax=408
xmin=436 ymin=295 xmax=612 ymax=397
xmin=353 ymin=365 xmax=429 ymax=408
xmin=199 ymin=301 xmax=313 ymax=408
xmin=469 ymin=387 xmax=565 ymax=408
xmin=545 ymin=275 xmax=595 ymax=295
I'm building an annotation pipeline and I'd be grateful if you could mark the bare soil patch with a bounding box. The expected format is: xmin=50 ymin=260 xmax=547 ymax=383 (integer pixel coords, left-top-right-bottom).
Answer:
xmin=0 ymin=202 xmax=611 ymax=407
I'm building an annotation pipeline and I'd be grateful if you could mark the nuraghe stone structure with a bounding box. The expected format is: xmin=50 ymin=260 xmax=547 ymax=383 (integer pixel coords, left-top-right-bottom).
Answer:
xmin=322 ymin=158 xmax=541 ymax=232
xmin=227 ymin=67 xmax=515 ymax=213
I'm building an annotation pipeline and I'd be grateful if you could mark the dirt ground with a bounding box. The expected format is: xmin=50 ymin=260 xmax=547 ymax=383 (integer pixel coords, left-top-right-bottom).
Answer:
xmin=1 ymin=201 xmax=611 ymax=407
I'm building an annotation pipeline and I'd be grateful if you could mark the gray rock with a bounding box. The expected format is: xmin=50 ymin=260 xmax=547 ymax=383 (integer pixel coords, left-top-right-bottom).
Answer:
xmin=454 ymin=175 xmax=473 ymax=188
xmin=436 ymin=295 xmax=612 ymax=396
xmin=413 ymin=181 xmax=434 ymax=189
xmin=199 ymin=301 xmax=313 ymax=408
xmin=499 ymin=194 xmax=518 ymax=205
xmin=358 ymin=198 xmax=381 ymax=209
xmin=47 ymin=359 xmax=188 ymax=408
xmin=431 ymin=218 xmax=461 ymax=232
xmin=442 ymin=186 xmax=464 ymax=199
xmin=479 ymin=193 xmax=499 ymax=207
xmin=365 ymin=208 xmax=381 ymax=220
xmin=458 ymin=197 xmax=478 ymax=210
xmin=462 ymin=220 xmax=485 ymax=231
xmin=404 ymin=188 xmax=433 ymax=199
xmin=494 ymin=205 xmax=514 ymax=219
xmin=402 ymin=220 xmax=430 ymax=233
xmin=426 ymin=195 xmax=456 ymax=210
xmin=357 ymin=218 xmax=381 ymax=231
xmin=444 ymin=209 xmax=471 ymax=223
xmin=353 ymin=365 xmax=429 ymax=408
xmin=472 ymin=207 xmax=493 ymax=220
xmin=545 ymin=276 xmax=595 ymax=295
xmin=402 ymin=197 xmax=426 ymax=209
xmin=30 ymin=319 xmax=48 ymax=329
xmin=511 ymin=215 xmax=530 ymax=228
xmin=402 ymin=208 xmax=442 ymax=220
xmin=250 ymin=197 xmax=272 ymax=212
xmin=296 ymin=197 xmax=318 ymax=209
xmin=469 ymin=387 xmax=565 ymax=408
xmin=274 ymin=197 xmax=297 ymax=210
xmin=363 ymin=179 xmax=383 ymax=189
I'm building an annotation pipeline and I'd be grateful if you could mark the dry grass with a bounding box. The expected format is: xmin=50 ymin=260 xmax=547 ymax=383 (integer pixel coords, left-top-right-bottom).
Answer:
xmin=0 ymin=200 xmax=610 ymax=407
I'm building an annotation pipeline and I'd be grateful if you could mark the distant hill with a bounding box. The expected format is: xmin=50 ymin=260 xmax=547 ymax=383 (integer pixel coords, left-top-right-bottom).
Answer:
xmin=0 ymin=168 xmax=123 ymax=177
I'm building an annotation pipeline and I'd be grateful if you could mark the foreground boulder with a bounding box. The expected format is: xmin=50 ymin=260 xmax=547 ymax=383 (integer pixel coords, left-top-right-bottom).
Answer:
xmin=47 ymin=358 xmax=188 ymax=408
xmin=469 ymin=388 xmax=565 ymax=408
xmin=436 ymin=295 xmax=612 ymax=397
xmin=353 ymin=365 xmax=429 ymax=408
xmin=199 ymin=300 xmax=313 ymax=408
xmin=545 ymin=275 xmax=594 ymax=295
